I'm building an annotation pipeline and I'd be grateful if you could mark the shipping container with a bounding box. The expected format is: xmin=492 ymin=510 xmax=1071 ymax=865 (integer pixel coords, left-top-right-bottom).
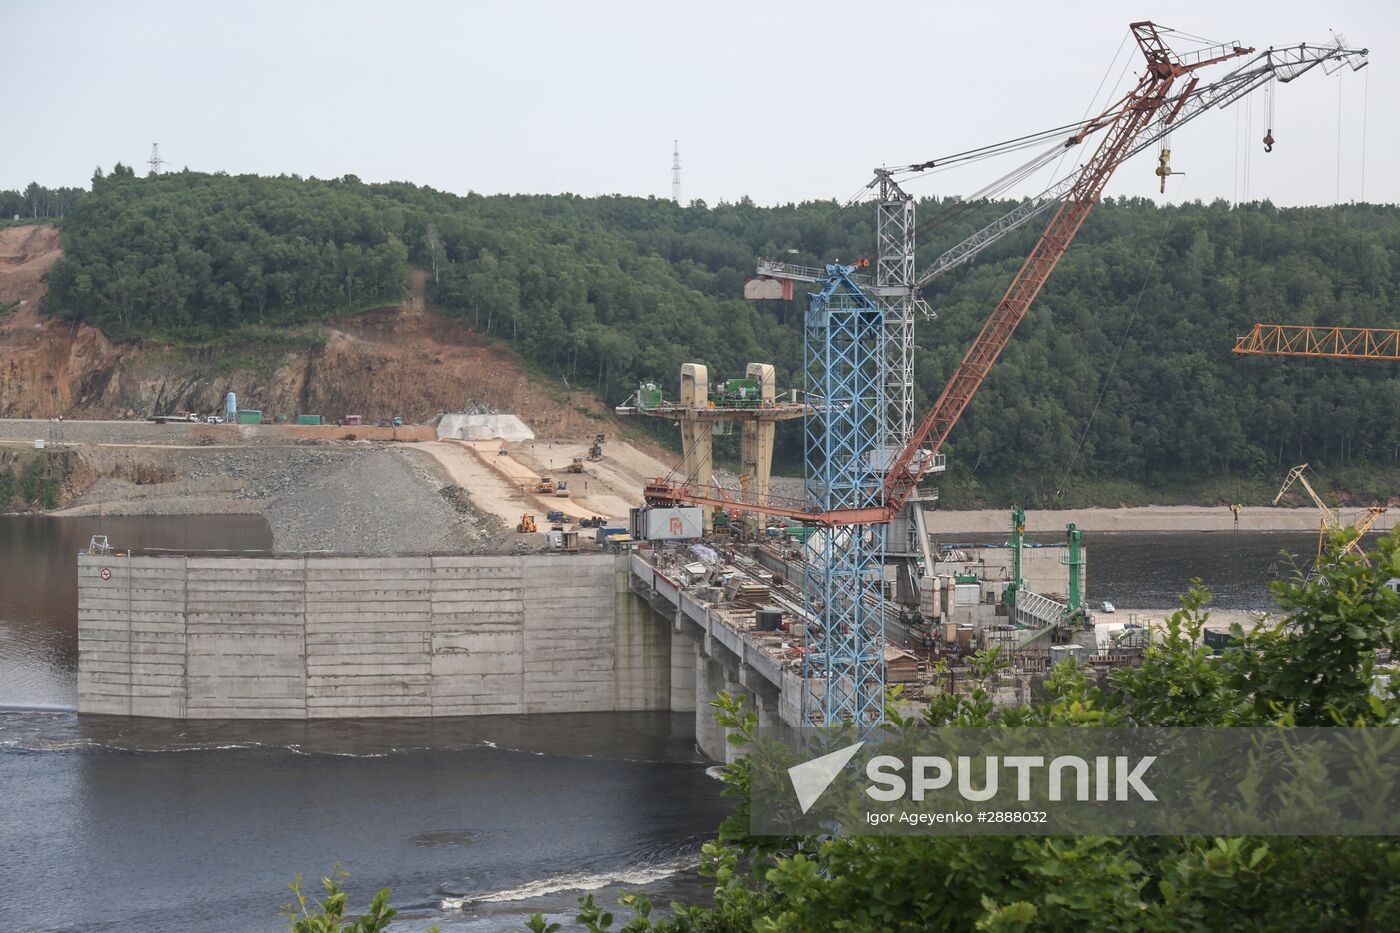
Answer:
xmin=295 ymin=414 xmax=323 ymax=425
xmin=641 ymin=507 xmax=703 ymax=541
xmin=236 ymin=409 xmax=263 ymax=425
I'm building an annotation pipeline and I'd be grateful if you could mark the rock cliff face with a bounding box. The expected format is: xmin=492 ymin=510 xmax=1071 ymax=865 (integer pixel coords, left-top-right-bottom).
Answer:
xmin=0 ymin=227 xmax=613 ymax=435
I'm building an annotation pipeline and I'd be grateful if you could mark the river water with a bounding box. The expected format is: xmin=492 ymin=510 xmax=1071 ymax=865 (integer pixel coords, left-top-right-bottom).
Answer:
xmin=0 ymin=516 xmax=1327 ymax=931
xmin=0 ymin=515 xmax=727 ymax=932
xmin=936 ymin=529 xmax=1323 ymax=611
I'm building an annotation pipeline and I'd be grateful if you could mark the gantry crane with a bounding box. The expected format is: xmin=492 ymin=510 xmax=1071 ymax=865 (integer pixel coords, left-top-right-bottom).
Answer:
xmin=1274 ymin=462 xmax=1388 ymax=564
xmin=1234 ymin=324 xmax=1400 ymax=361
xmin=644 ymin=23 xmax=1368 ymax=725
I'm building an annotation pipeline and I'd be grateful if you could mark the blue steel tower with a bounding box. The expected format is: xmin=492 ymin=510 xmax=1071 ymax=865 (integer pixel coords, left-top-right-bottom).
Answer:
xmin=802 ymin=265 xmax=888 ymax=726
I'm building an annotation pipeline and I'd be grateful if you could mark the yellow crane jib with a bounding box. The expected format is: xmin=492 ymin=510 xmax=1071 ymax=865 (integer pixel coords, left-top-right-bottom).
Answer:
xmin=1272 ymin=464 xmax=1386 ymax=565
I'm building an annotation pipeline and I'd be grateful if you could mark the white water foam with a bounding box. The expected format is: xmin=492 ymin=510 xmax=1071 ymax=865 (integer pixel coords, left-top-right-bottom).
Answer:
xmin=441 ymin=859 xmax=691 ymax=909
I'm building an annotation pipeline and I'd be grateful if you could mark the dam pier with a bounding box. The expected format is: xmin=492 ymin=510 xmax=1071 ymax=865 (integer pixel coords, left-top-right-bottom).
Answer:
xmin=77 ymin=537 xmax=1091 ymax=761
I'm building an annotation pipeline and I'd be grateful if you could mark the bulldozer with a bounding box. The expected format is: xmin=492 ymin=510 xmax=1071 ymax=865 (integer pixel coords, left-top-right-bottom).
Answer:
xmin=568 ymin=456 xmax=585 ymax=474
xmin=532 ymin=477 xmax=556 ymax=495
xmin=586 ymin=433 xmax=604 ymax=462
xmin=516 ymin=514 xmax=537 ymax=534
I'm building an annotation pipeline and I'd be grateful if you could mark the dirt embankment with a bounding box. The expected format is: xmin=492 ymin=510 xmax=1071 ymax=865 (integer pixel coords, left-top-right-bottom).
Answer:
xmin=0 ymin=234 xmax=624 ymax=441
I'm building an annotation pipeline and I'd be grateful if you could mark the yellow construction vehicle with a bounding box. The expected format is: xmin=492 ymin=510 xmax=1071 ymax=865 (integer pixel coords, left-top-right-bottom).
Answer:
xmin=532 ymin=477 xmax=556 ymax=495
xmin=568 ymin=457 xmax=585 ymax=474
xmin=516 ymin=514 xmax=537 ymax=533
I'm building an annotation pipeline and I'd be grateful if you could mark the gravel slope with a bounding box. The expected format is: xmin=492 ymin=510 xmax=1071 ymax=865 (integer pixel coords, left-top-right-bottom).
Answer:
xmin=57 ymin=444 xmax=501 ymax=554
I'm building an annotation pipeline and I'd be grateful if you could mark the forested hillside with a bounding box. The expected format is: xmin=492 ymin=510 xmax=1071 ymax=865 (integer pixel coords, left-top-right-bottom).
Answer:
xmin=24 ymin=167 xmax=1400 ymax=506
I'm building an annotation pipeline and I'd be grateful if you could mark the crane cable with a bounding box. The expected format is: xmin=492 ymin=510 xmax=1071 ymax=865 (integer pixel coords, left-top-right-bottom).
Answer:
xmin=1336 ymin=75 xmax=1344 ymax=203
xmin=1263 ymin=74 xmax=1276 ymax=152
xmin=791 ymin=128 xmax=1088 ymax=257
xmin=787 ymin=31 xmax=1133 ymax=259
xmin=890 ymin=118 xmax=1103 ymax=178
xmin=1361 ymin=67 xmax=1369 ymax=200
xmin=1047 ymin=30 xmax=1135 ymax=187
xmin=908 ymin=31 xmax=1134 ymax=247
xmin=1052 ymin=184 xmax=1174 ymax=502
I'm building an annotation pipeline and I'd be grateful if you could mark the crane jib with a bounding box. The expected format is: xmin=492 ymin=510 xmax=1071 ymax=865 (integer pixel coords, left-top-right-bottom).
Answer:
xmin=648 ymin=24 xmax=1364 ymax=528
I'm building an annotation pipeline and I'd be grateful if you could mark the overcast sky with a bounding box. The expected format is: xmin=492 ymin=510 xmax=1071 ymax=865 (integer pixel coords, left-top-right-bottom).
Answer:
xmin=4 ymin=0 xmax=1392 ymax=207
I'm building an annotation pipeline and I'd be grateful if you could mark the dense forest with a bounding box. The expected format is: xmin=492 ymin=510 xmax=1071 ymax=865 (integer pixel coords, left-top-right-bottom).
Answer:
xmin=1 ymin=181 xmax=86 ymax=221
xmin=22 ymin=167 xmax=1400 ymax=505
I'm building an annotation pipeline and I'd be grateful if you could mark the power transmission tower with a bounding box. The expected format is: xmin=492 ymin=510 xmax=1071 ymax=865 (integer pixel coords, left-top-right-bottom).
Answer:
xmin=148 ymin=143 xmax=164 ymax=175
xmin=671 ymin=140 xmax=681 ymax=203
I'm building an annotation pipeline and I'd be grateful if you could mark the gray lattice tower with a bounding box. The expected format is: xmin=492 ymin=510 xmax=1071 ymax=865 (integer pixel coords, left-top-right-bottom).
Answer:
xmin=873 ymin=171 xmax=920 ymax=444
xmin=873 ymin=173 xmax=937 ymax=567
xmin=672 ymin=140 xmax=681 ymax=203
xmin=148 ymin=143 xmax=163 ymax=175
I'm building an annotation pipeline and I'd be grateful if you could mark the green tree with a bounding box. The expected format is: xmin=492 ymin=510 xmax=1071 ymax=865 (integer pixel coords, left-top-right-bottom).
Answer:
xmin=281 ymin=870 xmax=438 ymax=933
xmin=559 ymin=531 xmax=1400 ymax=931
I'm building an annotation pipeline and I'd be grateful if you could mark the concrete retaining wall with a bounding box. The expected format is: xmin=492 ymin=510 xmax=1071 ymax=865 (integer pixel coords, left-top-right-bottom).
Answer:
xmin=78 ymin=553 xmax=669 ymax=719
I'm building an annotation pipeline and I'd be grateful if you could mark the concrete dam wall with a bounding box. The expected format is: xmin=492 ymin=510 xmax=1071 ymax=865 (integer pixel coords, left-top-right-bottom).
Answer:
xmin=77 ymin=553 xmax=673 ymax=719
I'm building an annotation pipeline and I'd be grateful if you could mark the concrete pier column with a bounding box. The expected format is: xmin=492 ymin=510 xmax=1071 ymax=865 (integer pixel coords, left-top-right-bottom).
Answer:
xmin=721 ymin=672 xmax=750 ymax=763
xmin=754 ymin=687 xmax=782 ymax=732
xmin=694 ymin=655 xmax=728 ymax=761
xmin=670 ymin=621 xmax=698 ymax=713
xmin=679 ymin=363 xmax=713 ymax=532
xmin=740 ymin=363 xmax=777 ymax=536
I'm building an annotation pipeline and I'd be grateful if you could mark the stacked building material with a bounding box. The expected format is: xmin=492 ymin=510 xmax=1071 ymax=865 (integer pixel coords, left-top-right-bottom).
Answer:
xmin=723 ymin=576 xmax=771 ymax=608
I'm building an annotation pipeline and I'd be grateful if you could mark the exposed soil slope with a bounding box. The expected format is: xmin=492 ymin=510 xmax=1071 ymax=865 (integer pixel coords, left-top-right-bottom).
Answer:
xmin=0 ymin=230 xmax=620 ymax=437
xmin=0 ymin=224 xmax=62 ymax=305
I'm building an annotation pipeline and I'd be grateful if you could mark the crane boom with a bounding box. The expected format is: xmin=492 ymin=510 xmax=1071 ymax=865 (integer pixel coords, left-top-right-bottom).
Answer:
xmin=646 ymin=23 xmax=1365 ymax=529
xmin=1234 ymin=324 xmax=1400 ymax=361
xmin=1273 ymin=463 xmax=1388 ymax=566
xmin=1273 ymin=463 xmax=1336 ymax=525
xmin=913 ymin=41 xmax=1368 ymax=289
xmin=881 ymin=23 xmax=1251 ymax=513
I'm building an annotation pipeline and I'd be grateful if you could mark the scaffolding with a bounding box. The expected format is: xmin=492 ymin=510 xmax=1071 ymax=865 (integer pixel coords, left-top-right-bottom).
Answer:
xmin=802 ymin=265 xmax=888 ymax=725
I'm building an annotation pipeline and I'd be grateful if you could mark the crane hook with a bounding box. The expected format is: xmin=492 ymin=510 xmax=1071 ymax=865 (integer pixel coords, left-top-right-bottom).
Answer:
xmin=1263 ymin=129 xmax=1274 ymax=153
